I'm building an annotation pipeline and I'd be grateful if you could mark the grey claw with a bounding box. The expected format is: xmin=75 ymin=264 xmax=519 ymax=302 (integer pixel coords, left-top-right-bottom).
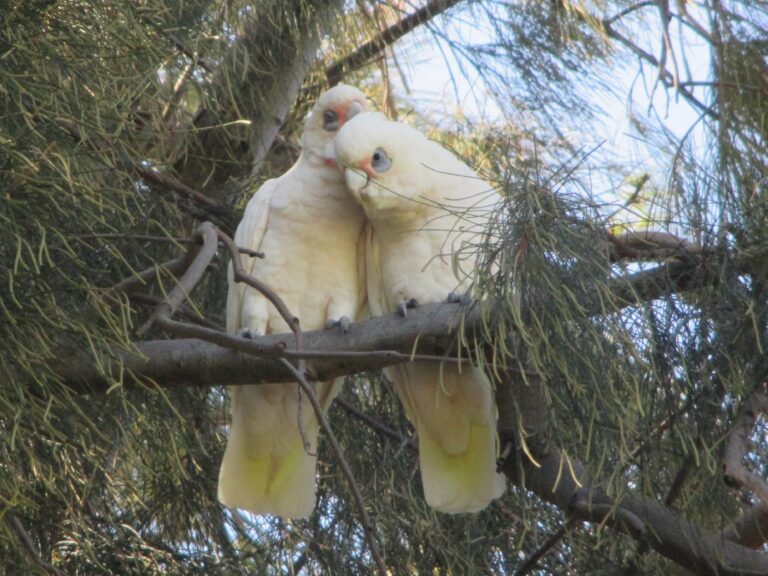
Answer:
xmin=447 ymin=291 xmax=473 ymax=305
xmin=325 ymin=316 xmax=351 ymax=334
xmin=397 ymin=298 xmax=420 ymax=318
xmin=239 ymin=328 xmax=261 ymax=339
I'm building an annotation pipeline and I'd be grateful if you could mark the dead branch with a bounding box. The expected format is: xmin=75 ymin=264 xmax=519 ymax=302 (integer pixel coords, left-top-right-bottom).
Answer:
xmin=278 ymin=359 xmax=387 ymax=576
xmin=326 ymin=0 xmax=462 ymax=85
xmin=607 ymin=229 xmax=701 ymax=262
xmin=129 ymin=293 xmax=222 ymax=330
xmin=513 ymin=519 xmax=579 ymax=576
xmin=500 ymin=410 xmax=768 ymax=575
xmin=335 ymin=396 xmax=416 ymax=448
xmin=217 ymin=228 xmax=304 ymax=368
xmin=137 ymin=168 xmax=230 ymax=216
xmin=723 ymin=391 xmax=768 ymax=505
xmin=136 ymin=222 xmax=220 ymax=337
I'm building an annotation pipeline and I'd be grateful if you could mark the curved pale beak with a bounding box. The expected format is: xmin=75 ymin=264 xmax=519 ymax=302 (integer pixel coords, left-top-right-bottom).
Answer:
xmin=343 ymin=166 xmax=370 ymax=200
xmin=347 ymin=101 xmax=364 ymax=120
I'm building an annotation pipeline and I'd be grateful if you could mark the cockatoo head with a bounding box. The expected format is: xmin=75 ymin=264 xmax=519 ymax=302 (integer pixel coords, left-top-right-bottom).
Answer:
xmin=300 ymin=84 xmax=367 ymax=165
xmin=334 ymin=112 xmax=435 ymax=219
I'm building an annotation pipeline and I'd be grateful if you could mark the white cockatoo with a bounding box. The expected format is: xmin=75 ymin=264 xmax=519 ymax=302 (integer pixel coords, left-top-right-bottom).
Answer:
xmin=334 ymin=113 xmax=506 ymax=513
xmin=218 ymin=85 xmax=368 ymax=518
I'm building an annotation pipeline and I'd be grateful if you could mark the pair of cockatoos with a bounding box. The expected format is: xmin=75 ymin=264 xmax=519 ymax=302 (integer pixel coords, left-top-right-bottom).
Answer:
xmin=218 ymin=84 xmax=506 ymax=519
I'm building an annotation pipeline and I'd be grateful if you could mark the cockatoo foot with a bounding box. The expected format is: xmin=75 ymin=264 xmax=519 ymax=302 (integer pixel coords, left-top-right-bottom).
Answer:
xmin=397 ymin=298 xmax=420 ymax=318
xmin=238 ymin=328 xmax=262 ymax=339
xmin=446 ymin=291 xmax=474 ymax=306
xmin=324 ymin=316 xmax=351 ymax=334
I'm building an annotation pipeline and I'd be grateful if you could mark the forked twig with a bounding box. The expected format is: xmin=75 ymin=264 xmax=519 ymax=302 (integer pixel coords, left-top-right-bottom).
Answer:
xmin=136 ymin=222 xmax=219 ymax=337
xmin=217 ymin=228 xmax=305 ymax=372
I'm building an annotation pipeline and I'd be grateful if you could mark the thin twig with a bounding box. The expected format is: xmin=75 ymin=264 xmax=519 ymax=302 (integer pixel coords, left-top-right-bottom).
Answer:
xmin=514 ymin=519 xmax=579 ymax=576
xmin=136 ymin=222 xmax=219 ymax=337
xmin=130 ymin=293 xmax=223 ymax=330
xmin=137 ymin=168 xmax=230 ymax=215
xmin=325 ymin=0 xmax=461 ymax=84
xmin=335 ymin=397 xmax=416 ymax=448
xmin=278 ymin=359 xmax=387 ymax=576
xmin=599 ymin=18 xmax=716 ymax=119
xmin=110 ymin=257 xmax=189 ymax=296
xmin=138 ymin=12 xmax=213 ymax=73
xmin=79 ymin=233 xmax=264 ymax=258
xmin=9 ymin=515 xmax=65 ymax=576
xmin=217 ymin=228 xmax=304 ymax=371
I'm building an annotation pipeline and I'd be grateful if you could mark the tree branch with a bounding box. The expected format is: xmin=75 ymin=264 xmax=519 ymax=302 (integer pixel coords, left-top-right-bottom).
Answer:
xmin=56 ymin=252 xmax=726 ymax=393
xmin=722 ymin=502 xmax=768 ymax=549
xmin=723 ymin=391 xmax=768 ymax=505
xmin=50 ymin=241 xmax=768 ymax=573
xmin=497 ymin=370 xmax=768 ymax=575
xmin=514 ymin=519 xmax=579 ymax=576
xmin=8 ymin=515 xmax=64 ymax=576
xmin=325 ymin=0 xmax=462 ymax=85
xmin=136 ymin=222 xmax=220 ymax=337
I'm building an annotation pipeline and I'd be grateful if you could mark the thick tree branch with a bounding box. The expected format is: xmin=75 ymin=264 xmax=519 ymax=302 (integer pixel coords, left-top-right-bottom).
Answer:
xmin=723 ymin=502 xmax=768 ymax=549
xmin=56 ymin=253 xmax=724 ymax=393
xmin=51 ymin=242 xmax=768 ymax=572
xmin=174 ymin=0 xmax=344 ymax=196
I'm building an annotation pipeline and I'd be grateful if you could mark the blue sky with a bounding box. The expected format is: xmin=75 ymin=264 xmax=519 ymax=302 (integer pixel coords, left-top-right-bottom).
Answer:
xmin=377 ymin=2 xmax=714 ymax=224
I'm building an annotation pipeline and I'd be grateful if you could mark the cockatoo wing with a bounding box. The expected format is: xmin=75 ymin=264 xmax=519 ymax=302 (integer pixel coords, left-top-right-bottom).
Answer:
xmin=388 ymin=363 xmax=505 ymax=513
xmin=218 ymin=85 xmax=368 ymax=519
xmin=225 ymin=178 xmax=277 ymax=335
xmin=335 ymin=112 xmax=507 ymax=513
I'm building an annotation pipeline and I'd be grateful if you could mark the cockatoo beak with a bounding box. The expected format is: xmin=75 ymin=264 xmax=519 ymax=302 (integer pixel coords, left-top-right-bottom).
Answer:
xmin=343 ymin=165 xmax=370 ymax=199
xmin=347 ymin=101 xmax=364 ymax=121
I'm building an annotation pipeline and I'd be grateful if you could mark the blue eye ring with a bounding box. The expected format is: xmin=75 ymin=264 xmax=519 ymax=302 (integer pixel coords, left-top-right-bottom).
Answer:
xmin=371 ymin=147 xmax=391 ymax=172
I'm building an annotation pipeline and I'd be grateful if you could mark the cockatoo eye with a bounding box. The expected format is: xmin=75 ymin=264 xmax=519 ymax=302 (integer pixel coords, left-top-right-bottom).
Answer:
xmin=322 ymin=109 xmax=339 ymax=132
xmin=371 ymin=148 xmax=391 ymax=172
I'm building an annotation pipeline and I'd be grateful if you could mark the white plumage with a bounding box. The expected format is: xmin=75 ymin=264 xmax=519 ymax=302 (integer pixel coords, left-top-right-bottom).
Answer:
xmin=335 ymin=113 xmax=506 ymax=513
xmin=218 ymin=85 xmax=368 ymax=518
